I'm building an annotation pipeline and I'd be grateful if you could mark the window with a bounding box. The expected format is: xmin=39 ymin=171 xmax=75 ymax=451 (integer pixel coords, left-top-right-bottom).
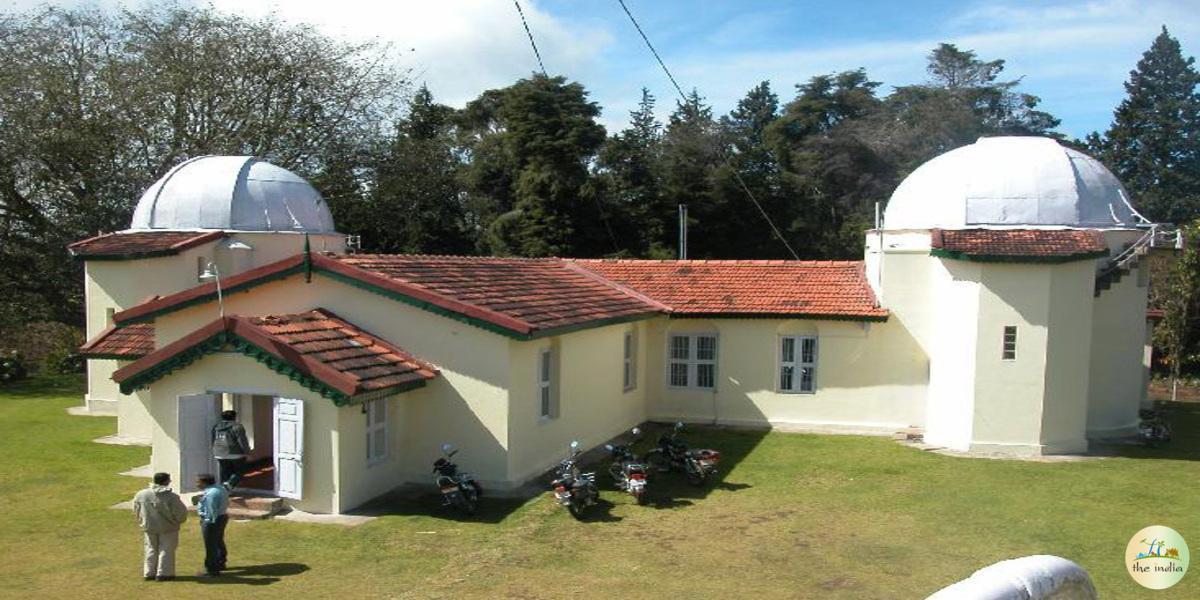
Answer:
xmin=1002 ymin=326 xmax=1017 ymax=360
xmin=779 ymin=336 xmax=818 ymax=393
xmin=538 ymin=347 xmax=557 ymax=419
xmin=366 ymin=398 xmax=388 ymax=465
xmin=668 ymin=334 xmax=718 ymax=390
xmin=623 ymin=331 xmax=637 ymax=391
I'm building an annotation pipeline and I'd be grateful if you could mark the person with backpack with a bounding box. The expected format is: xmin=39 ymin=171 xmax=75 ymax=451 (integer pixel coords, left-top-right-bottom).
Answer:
xmin=211 ymin=410 xmax=251 ymax=488
xmin=132 ymin=472 xmax=188 ymax=581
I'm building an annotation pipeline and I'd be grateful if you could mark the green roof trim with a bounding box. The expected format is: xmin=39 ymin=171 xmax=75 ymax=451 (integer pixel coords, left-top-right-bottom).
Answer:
xmin=669 ymin=312 xmax=888 ymax=323
xmin=930 ymin=248 xmax=1110 ymax=264
xmin=117 ymin=329 xmax=422 ymax=405
xmin=120 ymin=263 xmax=306 ymax=325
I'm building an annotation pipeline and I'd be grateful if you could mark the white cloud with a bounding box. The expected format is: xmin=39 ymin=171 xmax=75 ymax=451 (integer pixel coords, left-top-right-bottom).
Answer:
xmin=206 ymin=0 xmax=613 ymax=109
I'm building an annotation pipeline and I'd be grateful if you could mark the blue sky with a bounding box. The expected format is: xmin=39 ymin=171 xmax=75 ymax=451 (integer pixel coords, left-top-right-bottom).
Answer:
xmin=9 ymin=0 xmax=1198 ymax=139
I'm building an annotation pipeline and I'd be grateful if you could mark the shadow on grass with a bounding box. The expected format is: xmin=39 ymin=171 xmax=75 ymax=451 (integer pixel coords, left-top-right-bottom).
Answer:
xmin=617 ymin=423 xmax=765 ymax=509
xmin=357 ymin=491 xmax=532 ymax=525
xmin=0 ymin=374 xmax=85 ymax=399
xmin=173 ymin=562 xmax=309 ymax=585
xmin=1089 ymin=400 xmax=1200 ymax=461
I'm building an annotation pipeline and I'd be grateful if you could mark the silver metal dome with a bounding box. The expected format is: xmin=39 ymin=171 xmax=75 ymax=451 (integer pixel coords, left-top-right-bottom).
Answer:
xmin=130 ymin=156 xmax=337 ymax=232
xmin=884 ymin=137 xmax=1143 ymax=230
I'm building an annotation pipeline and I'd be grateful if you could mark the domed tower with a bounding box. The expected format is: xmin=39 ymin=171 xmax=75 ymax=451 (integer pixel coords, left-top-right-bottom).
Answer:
xmin=71 ymin=156 xmax=345 ymax=439
xmin=866 ymin=137 xmax=1166 ymax=455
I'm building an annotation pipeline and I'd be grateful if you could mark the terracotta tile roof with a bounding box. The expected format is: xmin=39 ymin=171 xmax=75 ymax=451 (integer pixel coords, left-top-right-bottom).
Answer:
xmin=68 ymin=231 xmax=225 ymax=260
xmin=333 ymin=254 xmax=665 ymax=334
xmin=113 ymin=309 xmax=437 ymax=404
xmin=572 ymin=260 xmax=888 ymax=320
xmin=930 ymin=229 xmax=1109 ymax=262
xmin=79 ymin=323 xmax=156 ymax=359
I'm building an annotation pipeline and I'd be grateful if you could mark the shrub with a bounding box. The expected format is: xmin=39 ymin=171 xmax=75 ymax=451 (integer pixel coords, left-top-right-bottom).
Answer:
xmin=0 ymin=350 xmax=28 ymax=383
xmin=0 ymin=321 xmax=85 ymax=375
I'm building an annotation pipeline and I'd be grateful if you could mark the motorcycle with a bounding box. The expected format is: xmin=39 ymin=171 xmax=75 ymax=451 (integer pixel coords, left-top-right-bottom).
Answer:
xmin=643 ymin=422 xmax=720 ymax=486
xmin=1138 ymin=408 xmax=1172 ymax=448
xmin=605 ymin=428 xmax=649 ymax=505
xmin=433 ymin=443 xmax=482 ymax=515
xmin=550 ymin=440 xmax=599 ymax=520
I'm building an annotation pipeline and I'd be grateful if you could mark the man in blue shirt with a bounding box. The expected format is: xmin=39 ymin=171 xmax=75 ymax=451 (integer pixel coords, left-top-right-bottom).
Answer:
xmin=195 ymin=473 xmax=229 ymax=576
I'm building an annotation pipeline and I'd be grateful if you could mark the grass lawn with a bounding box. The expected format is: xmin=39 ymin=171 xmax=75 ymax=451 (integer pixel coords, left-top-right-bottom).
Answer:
xmin=2 ymin=375 xmax=1198 ymax=599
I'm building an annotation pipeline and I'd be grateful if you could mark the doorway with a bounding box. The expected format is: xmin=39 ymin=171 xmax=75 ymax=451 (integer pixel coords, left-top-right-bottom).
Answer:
xmin=231 ymin=394 xmax=276 ymax=492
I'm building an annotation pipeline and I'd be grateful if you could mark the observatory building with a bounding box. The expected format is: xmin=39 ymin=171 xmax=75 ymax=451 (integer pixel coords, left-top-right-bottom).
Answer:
xmin=70 ymin=139 xmax=1166 ymax=514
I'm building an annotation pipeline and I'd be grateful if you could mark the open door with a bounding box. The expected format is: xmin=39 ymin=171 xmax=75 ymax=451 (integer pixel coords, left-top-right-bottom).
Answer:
xmin=273 ymin=397 xmax=304 ymax=499
xmin=178 ymin=394 xmax=219 ymax=492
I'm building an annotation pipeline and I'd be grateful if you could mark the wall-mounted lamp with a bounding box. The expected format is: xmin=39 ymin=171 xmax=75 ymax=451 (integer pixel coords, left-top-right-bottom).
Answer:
xmin=198 ymin=261 xmax=225 ymax=318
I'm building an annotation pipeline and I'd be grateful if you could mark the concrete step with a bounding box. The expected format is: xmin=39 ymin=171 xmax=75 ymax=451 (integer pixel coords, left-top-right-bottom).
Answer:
xmin=893 ymin=427 xmax=924 ymax=442
xmin=230 ymin=495 xmax=284 ymax=513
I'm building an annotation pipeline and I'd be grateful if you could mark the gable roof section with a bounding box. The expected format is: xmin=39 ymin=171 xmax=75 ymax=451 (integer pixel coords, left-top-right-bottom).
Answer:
xmin=332 ymin=255 xmax=666 ymax=335
xmin=929 ymin=229 xmax=1110 ymax=263
xmin=573 ymin=260 xmax=888 ymax=320
xmin=79 ymin=323 xmax=156 ymax=359
xmin=68 ymin=231 xmax=226 ymax=260
xmin=113 ymin=309 xmax=437 ymax=405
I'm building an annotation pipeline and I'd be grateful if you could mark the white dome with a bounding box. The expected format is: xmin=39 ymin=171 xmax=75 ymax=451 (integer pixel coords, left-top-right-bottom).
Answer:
xmin=884 ymin=137 xmax=1141 ymax=230
xmin=130 ymin=156 xmax=337 ymax=232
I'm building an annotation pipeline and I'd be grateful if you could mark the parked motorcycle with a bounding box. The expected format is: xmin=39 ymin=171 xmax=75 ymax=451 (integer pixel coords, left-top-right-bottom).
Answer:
xmin=1138 ymin=409 xmax=1172 ymax=448
xmin=643 ymin=422 xmax=720 ymax=486
xmin=605 ymin=428 xmax=648 ymax=505
xmin=551 ymin=440 xmax=599 ymax=520
xmin=433 ymin=443 xmax=482 ymax=515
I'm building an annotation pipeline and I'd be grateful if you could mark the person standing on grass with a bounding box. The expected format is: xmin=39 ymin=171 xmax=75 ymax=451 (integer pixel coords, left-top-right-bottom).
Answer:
xmin=195 ymin=473 xmax=230 ymax=577
xmin=132 ymin=472 xmax=188 ymax=581
xmin=212 ymin=410 xmax=250 ymax=488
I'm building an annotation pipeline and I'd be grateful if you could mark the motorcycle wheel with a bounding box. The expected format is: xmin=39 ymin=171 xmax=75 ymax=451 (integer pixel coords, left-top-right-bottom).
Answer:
xmin=471 ymin=480 xmax=484 ymax=498
xmin=686 ymin=467 xmax=706 ymax=486
xmin=634 ymin=490 xmax=648 ymax=505
xmin=644 ymin=450 xmax=671 ymax=473
xmin=567 ymin=500 xmax=587 ymax=521
xmin=463 ymin=493 xmax=479 ymax=515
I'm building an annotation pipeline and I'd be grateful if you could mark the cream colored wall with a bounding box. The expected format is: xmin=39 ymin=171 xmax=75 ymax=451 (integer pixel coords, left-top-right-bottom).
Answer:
xmin=154 ymin=271 xmax=513 ymax=488
xmin=1039 ymin=261 xmax=1096 ymax=453
xmin=969 ymin=264 xmax=1051 ymax=452
xmin=642 ymin=317 xmax=925 ymax=434
xmin=144 ymin=352 xmax=340 ymax=514
xmin=505 ymin=322 xmax=649 ymax=484
xmin=1087 ymin=259 xmax=1149 ymax=436
xmin=334 ymin=390 xmax=430 ymax=512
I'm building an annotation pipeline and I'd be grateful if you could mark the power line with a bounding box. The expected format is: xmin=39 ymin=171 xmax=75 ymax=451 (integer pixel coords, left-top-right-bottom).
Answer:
xmin=615 ymin=0 xmax=687 ymax=103
xmin=613 ymin=0 xmax=801 ymax=260
xmin=512 ymin=1 xmax=547 ymax=75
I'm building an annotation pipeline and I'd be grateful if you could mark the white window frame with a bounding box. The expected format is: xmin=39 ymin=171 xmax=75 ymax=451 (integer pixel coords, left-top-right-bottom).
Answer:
xmin=667 ymin=333 xmax=718 ymax=390
xmin=623 ymin=330 xmax=637 ymax=392
xmin=538 ymin=347 xmax=558 ymax=420
xmin=1002 ymin=326 xmax=1017 ymax=361
xmin=779 ymin=335 xmax=818 ymax=394
xmin=366 ymin=398 xmax=388 ymax=466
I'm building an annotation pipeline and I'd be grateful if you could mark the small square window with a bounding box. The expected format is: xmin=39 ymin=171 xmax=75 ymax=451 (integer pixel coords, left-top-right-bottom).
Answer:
xmin=1002 ymin=326 xmax=1017 ymax=360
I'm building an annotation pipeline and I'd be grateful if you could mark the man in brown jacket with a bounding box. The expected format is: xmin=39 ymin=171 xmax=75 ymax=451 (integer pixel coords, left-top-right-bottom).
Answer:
xmin=132 ymin=472 xmax=189 ymax=581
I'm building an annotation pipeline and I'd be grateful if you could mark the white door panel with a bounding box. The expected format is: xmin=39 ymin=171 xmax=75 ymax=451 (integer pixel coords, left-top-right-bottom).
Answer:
xmin=178 ymin=394 xmax=219 ymax=492
xmin=274 ymin=397 xmax=304 ymax=499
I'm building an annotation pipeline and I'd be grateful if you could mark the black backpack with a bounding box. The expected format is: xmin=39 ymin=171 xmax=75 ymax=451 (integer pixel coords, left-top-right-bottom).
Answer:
xmin=212 ymin=421 xmax=246 ymax=455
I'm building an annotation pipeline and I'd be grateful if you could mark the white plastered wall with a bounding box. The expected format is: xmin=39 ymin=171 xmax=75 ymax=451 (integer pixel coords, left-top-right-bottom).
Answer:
xmin=642 ymin=316 xmax=926 ymax=434
xmin=1087 ymin=231 xmax=1150 ymax=437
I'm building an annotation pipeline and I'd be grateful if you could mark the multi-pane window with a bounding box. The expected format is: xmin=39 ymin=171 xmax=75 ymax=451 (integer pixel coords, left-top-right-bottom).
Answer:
xmin=779 ymin=336 xmax=818 ymax=393
xmin=1002 ymin=326 xmax=1017 ymax=360
xmin=623 ymin=331 xmax=637 ymax=391
xmin=538 ymin=347 xmax=557 ymax=419
xmin=366 ymin=398 xmax=388 ymax=465
xmin=668 ymin=334 xmax=718 ymax=389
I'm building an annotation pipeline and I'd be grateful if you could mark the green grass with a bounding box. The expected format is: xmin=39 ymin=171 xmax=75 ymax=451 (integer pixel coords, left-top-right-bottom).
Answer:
xmin=2 ymin=375 xmax=1199 ymax=599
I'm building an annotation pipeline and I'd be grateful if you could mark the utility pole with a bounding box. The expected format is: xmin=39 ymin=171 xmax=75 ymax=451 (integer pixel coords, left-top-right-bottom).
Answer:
xmin=678 ymin=204 xmax=688 ymax=260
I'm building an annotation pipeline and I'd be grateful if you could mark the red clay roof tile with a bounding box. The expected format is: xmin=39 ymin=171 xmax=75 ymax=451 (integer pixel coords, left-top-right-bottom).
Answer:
xmin=572 ymin=259 xmax=887 ymax=320
xmin=930 ymin=229 xmax=1108 ymax=260
xmin=79 ymin=323 xmax=155 ymax=358
xmin=113 ymin=309 xmax=437 ymax=401
xmin=69 ymin=231 xmax=225 ymax=259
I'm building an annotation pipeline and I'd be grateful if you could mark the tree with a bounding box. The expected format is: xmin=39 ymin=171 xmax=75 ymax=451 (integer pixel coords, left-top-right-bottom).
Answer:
xmin=458 ymin=74 xmax=608 ymax=257
xmin=659 ymin=91 xmax=725 ymax=258
xmin=1151 ymin=220 xmax=1200 ymax=390
xmin=596 ymin=89 xmax=671 ymax=257
xmin=1091 ymin=27 xmax=1200 ymax=224
xmin=0 ymin=4 xmax=407 ymax=329
xmin=344 ymin=86 xmax=472 ymax=255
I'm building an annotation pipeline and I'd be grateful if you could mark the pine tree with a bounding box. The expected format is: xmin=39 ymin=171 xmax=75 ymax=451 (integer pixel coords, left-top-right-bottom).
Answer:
xmin=597 ymin=89 xmax=670 ymax=256
xmin=1094 ymin=27 xmax=1200 ymax=223
xmin=660 ymin=91 xmax=724 ymax=258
